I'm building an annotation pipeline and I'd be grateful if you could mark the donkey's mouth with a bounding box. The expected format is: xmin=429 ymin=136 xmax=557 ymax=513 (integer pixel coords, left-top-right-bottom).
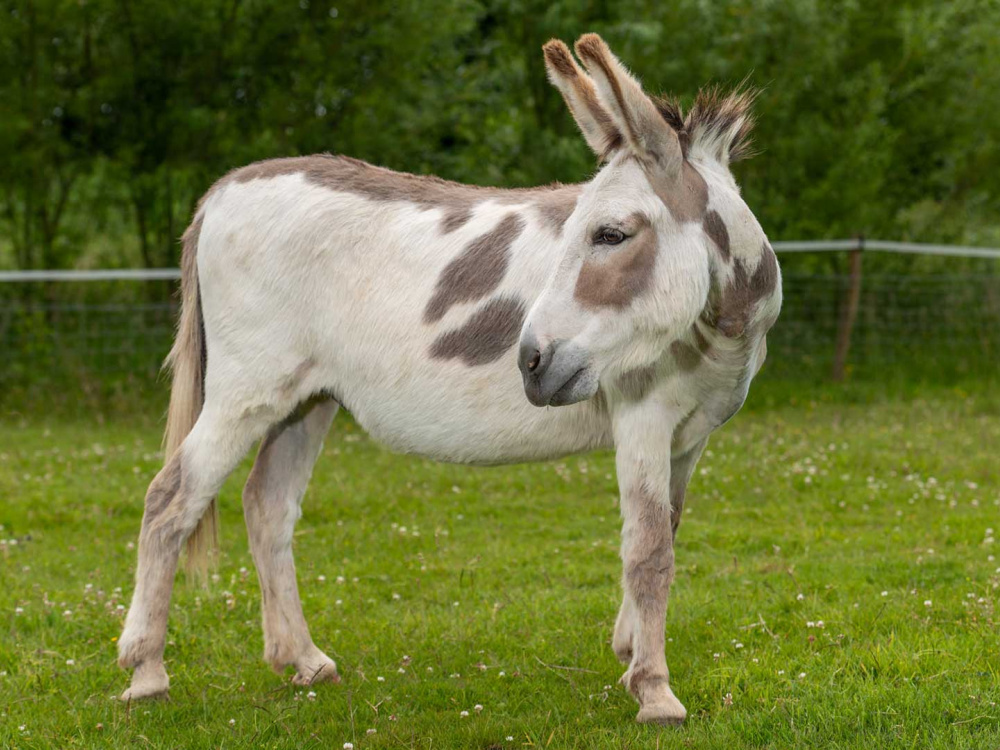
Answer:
xmin=548 ymin=367 xmax=589 ymax=406
xmin=519 ymin=335 xmax=598 ymax=407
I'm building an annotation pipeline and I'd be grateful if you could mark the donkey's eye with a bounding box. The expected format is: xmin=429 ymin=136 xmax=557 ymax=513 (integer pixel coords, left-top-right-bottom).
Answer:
xmin=594 ymin=227 xmax=626 ymax=246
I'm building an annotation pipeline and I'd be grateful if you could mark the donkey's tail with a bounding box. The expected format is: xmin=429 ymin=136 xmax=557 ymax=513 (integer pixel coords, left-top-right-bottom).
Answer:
xmin=163 ymin=213 xmax=215 ymax=581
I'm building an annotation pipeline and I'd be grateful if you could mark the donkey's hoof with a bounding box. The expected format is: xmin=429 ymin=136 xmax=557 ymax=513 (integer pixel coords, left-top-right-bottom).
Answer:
xmin=291 ymin=650 xmax=340 ymax=686
xmin=120 ymin=661 xmax=170 ymax=702
xmin=635 ymin=692 xmax=686 ymax=725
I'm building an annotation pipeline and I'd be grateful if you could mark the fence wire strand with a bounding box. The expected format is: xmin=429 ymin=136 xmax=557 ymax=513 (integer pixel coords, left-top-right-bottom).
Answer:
xmin=1 ymin=263 xmax=998 ymax=395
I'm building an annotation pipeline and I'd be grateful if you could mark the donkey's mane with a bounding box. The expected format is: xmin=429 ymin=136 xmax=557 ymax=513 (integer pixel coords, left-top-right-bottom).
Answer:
xmin=654 ymin=84 xmax=758 ymax=165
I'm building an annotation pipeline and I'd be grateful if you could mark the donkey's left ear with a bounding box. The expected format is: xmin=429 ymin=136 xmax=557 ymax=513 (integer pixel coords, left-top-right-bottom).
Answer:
xmin=574 ymin=34 xmax=682 ymax=177
xmin=543 ymin=39 xmax=623 ymax=159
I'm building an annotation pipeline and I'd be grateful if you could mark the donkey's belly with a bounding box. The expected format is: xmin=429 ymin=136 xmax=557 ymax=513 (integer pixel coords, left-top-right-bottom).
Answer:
xmin=333 ymin=357 xmax=614 ymax=465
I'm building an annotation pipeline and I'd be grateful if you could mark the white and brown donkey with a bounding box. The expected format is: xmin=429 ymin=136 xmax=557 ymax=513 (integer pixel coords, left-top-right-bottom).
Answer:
xmin=118 ymin=34 xmax=781 ymax=724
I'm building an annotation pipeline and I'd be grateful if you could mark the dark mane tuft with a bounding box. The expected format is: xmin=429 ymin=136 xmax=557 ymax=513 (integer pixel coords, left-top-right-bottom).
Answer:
xmin=654 ymin=82 xmax=759 ymax=165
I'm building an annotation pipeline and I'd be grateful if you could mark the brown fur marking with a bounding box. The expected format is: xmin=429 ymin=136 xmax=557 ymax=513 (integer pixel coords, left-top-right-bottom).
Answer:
xmin=649 ymin=161 xmax=708 ymax=224
xmin=702 ymin=210 xmax=731 ymax=261
xmin=714 ymin=240 xmax=779 ymax=338
xmin=211 ymin=155 xmax=580 ymax=238
xmin=669 ymin=439 xmax=706 ymax=541
xmin=440 ymin=206 xmax=475 ymax=234
xmin=424 ymin=214 xmax=525 ymax=323
xmin=533 ymin=186 xmax=582 ymax=234
xmin=429 ymin=296 xmax=526 ymax=366
xmin=542 ymin=39 xmax=578 ymax=78
xmin=669 ymin=341 xmax=702 ymax=373
xmin=618 ymin=362 xmax=660 ymax=401
xmin=625 ymin=480 xmax=674 ymax=609
xmin=142 ymin=453 xmax=183 ymax=526
xmin=575 ymin=214 xmax=656 ymax=309
xmin=670 ymin=324 xmax=715 ymax=373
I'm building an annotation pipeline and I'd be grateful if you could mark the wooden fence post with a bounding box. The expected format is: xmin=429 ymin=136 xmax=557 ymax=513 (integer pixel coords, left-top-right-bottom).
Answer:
xmin=832 ymin=236 xmax=864 ymax=381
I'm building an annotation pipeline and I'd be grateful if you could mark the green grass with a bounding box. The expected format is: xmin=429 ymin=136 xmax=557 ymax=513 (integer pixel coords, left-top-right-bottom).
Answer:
xmin=1 ymin=384 xmax=998 ymax=749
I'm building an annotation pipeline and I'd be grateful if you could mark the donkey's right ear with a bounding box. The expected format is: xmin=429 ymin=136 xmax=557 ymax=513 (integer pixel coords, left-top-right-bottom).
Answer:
xmin=543 ymin=39 xmax=623 ymax=159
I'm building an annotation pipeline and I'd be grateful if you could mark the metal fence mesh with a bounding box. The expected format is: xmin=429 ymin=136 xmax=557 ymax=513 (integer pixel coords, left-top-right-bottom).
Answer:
xmin=1 ymin=270 xmax=997 ymax=401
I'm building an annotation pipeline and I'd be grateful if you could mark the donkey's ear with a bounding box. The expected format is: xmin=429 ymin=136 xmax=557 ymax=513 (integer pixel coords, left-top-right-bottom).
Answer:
xmin=574 ymin=34 xmax=682 ymax=175
xmin=543 ymin=39 xmax=623 ymax=159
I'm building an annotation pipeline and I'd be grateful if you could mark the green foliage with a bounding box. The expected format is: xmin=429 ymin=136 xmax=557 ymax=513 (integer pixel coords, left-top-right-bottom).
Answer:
xmin=1 ymin=386 xmax=998 ymax=747
xmin=2 ymin=0 xmax=1000 ymax=275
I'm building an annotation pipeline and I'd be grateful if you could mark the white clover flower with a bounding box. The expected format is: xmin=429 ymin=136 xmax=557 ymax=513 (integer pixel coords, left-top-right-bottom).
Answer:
xmin=459 ymin=710 xmax=469 ymax=718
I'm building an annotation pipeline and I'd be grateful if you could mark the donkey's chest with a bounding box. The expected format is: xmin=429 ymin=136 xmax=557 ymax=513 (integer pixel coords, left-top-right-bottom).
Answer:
xmin=666 ymin=332 xmax=767 ymax=454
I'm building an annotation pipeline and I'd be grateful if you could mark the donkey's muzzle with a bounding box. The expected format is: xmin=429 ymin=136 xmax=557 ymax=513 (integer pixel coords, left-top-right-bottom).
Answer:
xmin=518 ymin=336 xmax=598 ymax=407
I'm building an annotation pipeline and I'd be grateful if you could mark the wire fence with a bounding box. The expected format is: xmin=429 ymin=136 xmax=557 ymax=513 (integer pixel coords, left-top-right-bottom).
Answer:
xmin=1 ymin=240 xmax=998 ymax=406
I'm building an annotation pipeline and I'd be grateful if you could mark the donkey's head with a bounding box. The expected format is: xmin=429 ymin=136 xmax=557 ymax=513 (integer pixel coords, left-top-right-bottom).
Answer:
xmin=518 ymin=34 xmax=760 ymax=407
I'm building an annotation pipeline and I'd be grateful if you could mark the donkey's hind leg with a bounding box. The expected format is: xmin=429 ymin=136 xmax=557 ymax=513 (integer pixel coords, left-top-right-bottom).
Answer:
xmin=243 ymin=398 xmax=340 ymax=686
xmin=118 ymin=402 xmax=271 ymax=700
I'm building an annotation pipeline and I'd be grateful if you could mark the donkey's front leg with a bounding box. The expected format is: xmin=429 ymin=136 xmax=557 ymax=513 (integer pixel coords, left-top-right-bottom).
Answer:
xmin=613 ymin=436 xmax=707 ymax=667
xmin=612 ymin=404 xmax=687 ymax=725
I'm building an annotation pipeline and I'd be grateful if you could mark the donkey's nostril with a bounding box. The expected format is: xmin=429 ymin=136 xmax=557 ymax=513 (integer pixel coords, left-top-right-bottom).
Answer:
xmin=526 ymin=350 xmax=541 ymax=371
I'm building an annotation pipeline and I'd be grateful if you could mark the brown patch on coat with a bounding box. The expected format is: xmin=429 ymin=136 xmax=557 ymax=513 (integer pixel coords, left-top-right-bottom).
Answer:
xmin=713 ymin=240 xmax=779 ymax=338
xmin=669 ymin=438 xmax=706 ymax=540
xmin=702 ymin=210 xmax=730 ymax=261
xmin=624 ymin=480 xmax=674 ymax=605
xmin=424 ymin=214 xmax=525 ymax=324
xmin=429 ymin=296 xmax=526 ymax=366
xmin=574 ymin=214 xmax=656 ymax=310
xmin=649 ymin=160 xmax=708 ymax=224
xmin=533 ymin=185 xmax=582 ymax=234
xmin=440 ymin=206 xmax=475 ymax=234
xmin=142 ymin=453 xmax=183 ymax=526
xmin=617 ymin=362 xmax=660 ymax=401
xmin=670 ymin=324 xmax=715 ymax=373
xmin=626 ymin=664 xmax=670 ymax=700
xmin=670 ymin=341 xmax=702 ymax=373
xmin=279 ymin=358 xmax=316 ymax=397
xmin=210 ymin=154 xmax=579 ymax=236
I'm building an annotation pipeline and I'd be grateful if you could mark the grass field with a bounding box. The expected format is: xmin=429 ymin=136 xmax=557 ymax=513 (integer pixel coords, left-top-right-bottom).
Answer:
xmin=1 ymin=382 xmax=998 ymax=749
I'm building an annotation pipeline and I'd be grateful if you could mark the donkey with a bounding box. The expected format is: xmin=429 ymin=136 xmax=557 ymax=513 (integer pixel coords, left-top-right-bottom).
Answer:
xmin=118 ymin=34 xmax=781 ymax=725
